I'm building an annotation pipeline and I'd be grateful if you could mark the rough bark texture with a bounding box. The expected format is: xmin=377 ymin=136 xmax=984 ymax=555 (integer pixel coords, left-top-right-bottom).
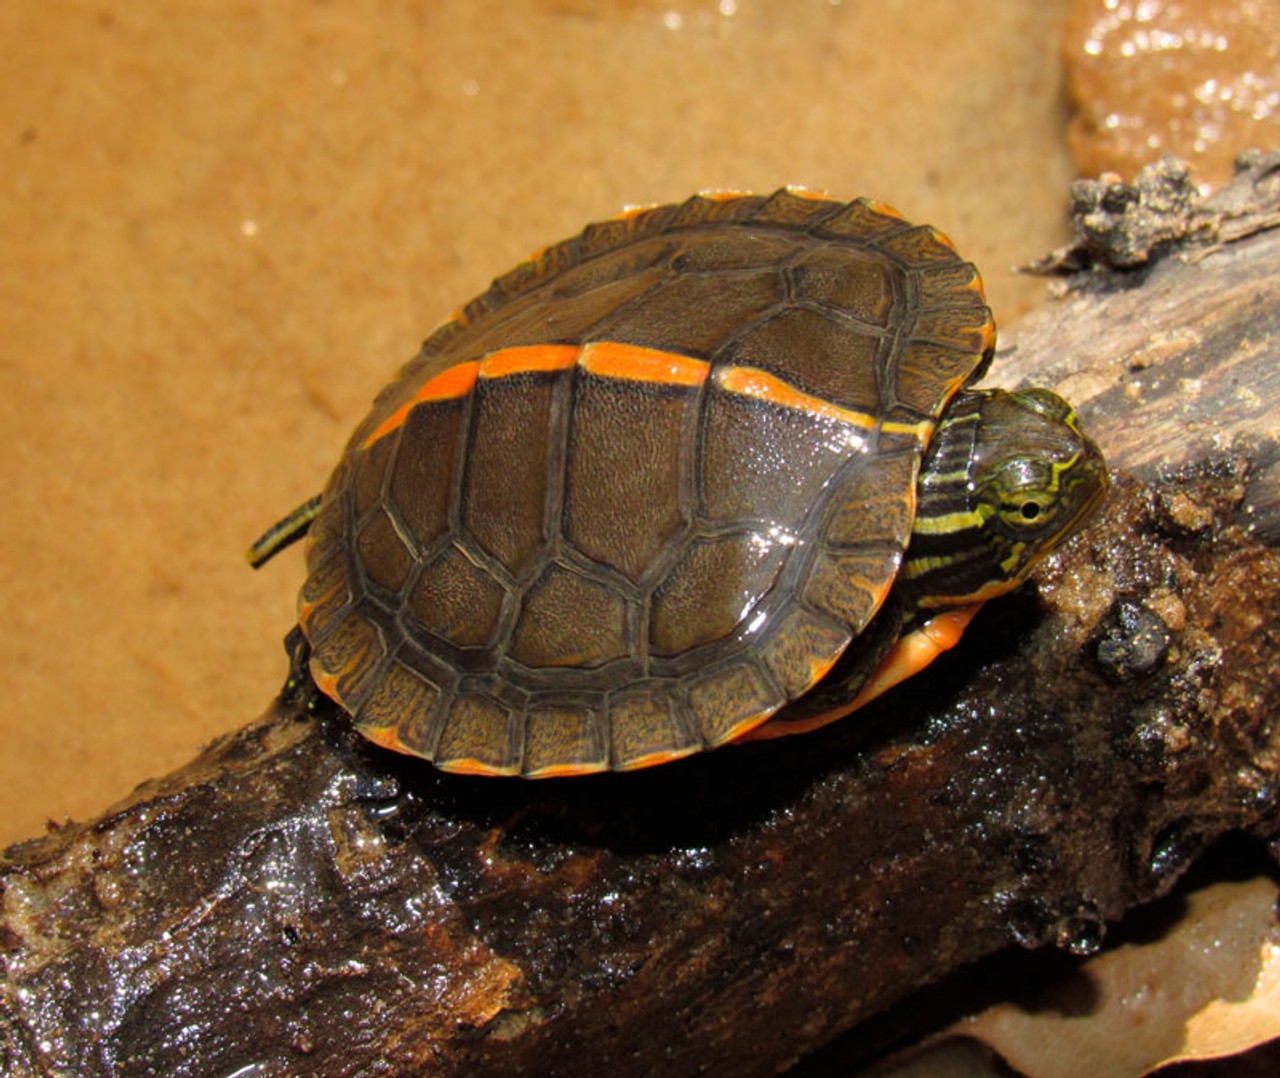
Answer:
xmin=3 ymin=155 xmax=1279 ymax=1078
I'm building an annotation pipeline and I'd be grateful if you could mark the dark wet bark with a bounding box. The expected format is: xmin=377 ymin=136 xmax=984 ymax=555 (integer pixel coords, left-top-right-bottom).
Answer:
xmin=3 ymin=155 xmax=1279 ymax=1078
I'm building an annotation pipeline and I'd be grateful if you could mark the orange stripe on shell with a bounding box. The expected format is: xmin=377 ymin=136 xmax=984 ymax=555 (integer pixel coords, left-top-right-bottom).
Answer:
xmin=359 ymin=724 xmax=526 ymax=777
xmin=714 ymin=366 xmax=879 ymax=431
xmin=614 ymin=746 xmax=701 ymax=772
xmin=437 ymin=757 xmax=522 ymax=778
xmin=479 ymin=343 xmax=579 ymax=379
xmin=524 ymin=760 xmax=608 ymax=779
xmin=860 ymin=197 xmax=907 ymax=221
xmin=312 ymin=667 xmax=341 ymax=703
xmin=782 ymin=185 xmax=833 ymax=201
xmin=612 ymin=202 xmax=661 ymax=221
xmin=579 ymin=341 xmax=710 ymax=386
xmin=359 ymin=723 xmax=406 ymax=752
xmin=362 ymin=342 xmax=937 ymax=457
xmin=363 ymin=360 xmax=480 ymax=447
xmin=695 ymin=189 xmax=748 ymax=201
xmin=718 ymin=706 xmax=788 ymax=746
xmin=927 ymin=225 xmax=958 ymax=252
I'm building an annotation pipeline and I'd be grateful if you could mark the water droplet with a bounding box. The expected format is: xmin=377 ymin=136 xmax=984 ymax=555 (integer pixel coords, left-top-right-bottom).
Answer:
xmin=1053 ymin=902 xmax=1106 ymax=956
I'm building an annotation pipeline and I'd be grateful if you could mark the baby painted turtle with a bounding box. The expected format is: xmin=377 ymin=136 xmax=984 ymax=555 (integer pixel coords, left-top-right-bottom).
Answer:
xmin=250 ymin=190 xmax=1108 ymax=777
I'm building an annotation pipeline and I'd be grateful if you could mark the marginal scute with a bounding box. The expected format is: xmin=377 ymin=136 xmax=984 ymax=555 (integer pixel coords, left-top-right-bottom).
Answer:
xmin=306 ymin=491 xmax=346 ymax=561
xmin=804 ymin=547 xmax=901 ymax=635
xmin=310 ymin=610 xmax=386 ymax=709
xmin=745 ymin=187 xmax=842 ymax=228
xmin=664 ymin=191 xmax=766 ymax=230
xmin=435 ymin=695 xmax=516 ymax=774
xmin=876 ymin=224 xmax=961 ymax=266
xmin=894 ymin=340 xmax=986 ymax=418
xmin=608 ymin=684 xmax=696 ymax=769
xmin=812 ymin=197 xmax=910 ymax=243
xmin=685 ymin=662 xmax=785 ymax=746
xmin=355 ymin=660 xmax=445 ymax=754
xmin=298 ymin=549 xmax=350 ymax=641
xmin=917 ymin=261 xmax=986 ymax=307
xmin=759 ymin=605 xmax=852 ymax=699
xmin=913 ymin=305 xmax=995 ymax=355
xmin=523 ymin=699 xmax=606 ymax=775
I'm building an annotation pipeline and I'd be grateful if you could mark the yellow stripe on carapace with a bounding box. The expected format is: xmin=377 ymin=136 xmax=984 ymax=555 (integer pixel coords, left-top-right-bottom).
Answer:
xmin=363 ymin=360 xmax=481 ymax=447
xmin=579 ymin=341 xmax=711 ymax=386
xmin=479 ymin=344 xmax=579 ymax=379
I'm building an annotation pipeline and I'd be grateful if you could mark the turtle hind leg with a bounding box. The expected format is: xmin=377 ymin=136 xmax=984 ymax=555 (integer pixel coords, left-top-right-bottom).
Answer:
xmin=246 ymin=494 xmax=323 ymax=569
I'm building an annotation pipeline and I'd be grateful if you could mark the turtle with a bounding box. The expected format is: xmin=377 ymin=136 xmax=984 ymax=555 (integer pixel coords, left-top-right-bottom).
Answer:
xmin=249 ymin=189 xmax=1108 ymax=777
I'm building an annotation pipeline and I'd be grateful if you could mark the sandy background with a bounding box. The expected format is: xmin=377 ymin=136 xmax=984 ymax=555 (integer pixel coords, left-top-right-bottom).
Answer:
xmin=1 ymin=0 xmax=1076 ymax=848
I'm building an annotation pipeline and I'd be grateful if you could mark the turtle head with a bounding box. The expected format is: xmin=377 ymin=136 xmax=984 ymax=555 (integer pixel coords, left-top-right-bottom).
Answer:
xmin=902 ymin=387 xmax=1109 ymax=610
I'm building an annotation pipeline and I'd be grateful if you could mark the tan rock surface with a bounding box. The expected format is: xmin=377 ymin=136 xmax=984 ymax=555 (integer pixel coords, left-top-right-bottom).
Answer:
xmin=1064 ymin=0 xmax=1280 ymax=188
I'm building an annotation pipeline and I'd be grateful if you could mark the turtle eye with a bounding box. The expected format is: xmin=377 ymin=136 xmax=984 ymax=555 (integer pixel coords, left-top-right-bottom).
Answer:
xmin=1001 ymin=492 xmax=1055 ymax=529
xmin=987 ymin=458 xmax=1057 ymax=529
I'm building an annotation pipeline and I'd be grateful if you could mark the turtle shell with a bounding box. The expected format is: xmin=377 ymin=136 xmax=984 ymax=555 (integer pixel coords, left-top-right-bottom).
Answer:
xmin=299 ymin=189 xmax=995 ymax=776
